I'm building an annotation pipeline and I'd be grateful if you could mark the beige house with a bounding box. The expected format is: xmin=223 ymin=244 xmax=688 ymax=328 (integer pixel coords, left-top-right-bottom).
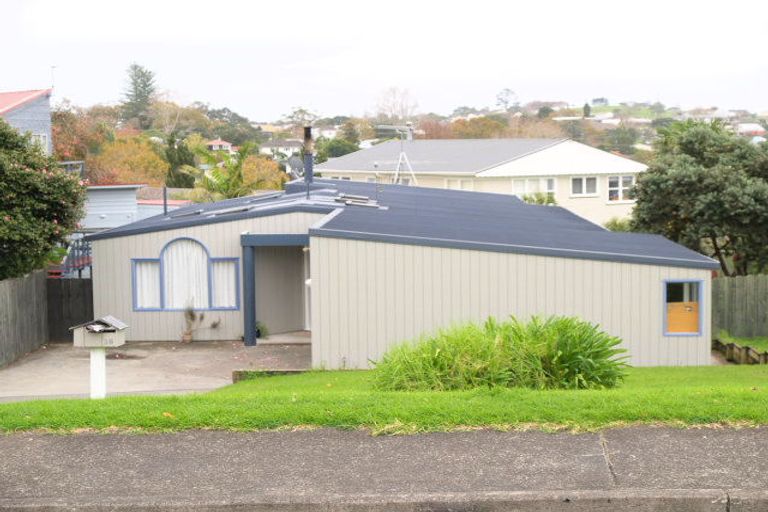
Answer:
xmin=317 ymin=138 xmax=647 ymax=226
xmin=86 ymin=178 xmax=717 ymax=369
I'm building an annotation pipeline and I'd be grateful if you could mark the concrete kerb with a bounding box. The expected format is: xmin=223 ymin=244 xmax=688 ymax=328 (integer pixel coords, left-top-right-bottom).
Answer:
xmin=3 ymin=489 xmax=768 ymax=511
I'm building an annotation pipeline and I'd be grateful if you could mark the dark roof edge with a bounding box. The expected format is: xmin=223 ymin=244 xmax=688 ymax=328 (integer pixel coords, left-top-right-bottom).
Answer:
xmin=309 ymin=228 xmax=720 ymax=270
xmin=86 ymin=204 xmax=336 ymax=242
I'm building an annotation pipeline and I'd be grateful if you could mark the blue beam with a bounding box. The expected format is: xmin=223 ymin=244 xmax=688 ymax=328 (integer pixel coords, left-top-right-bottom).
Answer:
xmin=241 ymin=234 xmax=309 ymax=247
xmin=242 ymin=245 xmax=256 ymax=346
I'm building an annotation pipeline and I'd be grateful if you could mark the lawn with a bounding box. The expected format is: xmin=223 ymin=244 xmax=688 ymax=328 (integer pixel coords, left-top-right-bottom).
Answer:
xmin=718 ymin=331 xmax=768 ymax=353
xmin=0 ymin=366 xmax=766 ymax=434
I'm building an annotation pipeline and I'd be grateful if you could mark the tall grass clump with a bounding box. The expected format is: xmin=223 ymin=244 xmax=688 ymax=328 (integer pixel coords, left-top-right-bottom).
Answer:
xmin=374 ymin=316 xmax=628 ymax=391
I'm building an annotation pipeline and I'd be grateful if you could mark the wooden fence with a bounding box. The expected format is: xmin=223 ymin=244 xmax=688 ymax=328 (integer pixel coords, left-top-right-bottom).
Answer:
xmin=47 ymin=279 xmax=93 ymax=343
xmin=0 ymin=271 xmax=48 ymax=368
xmin=712 ymin=275 xmax=768 ymax=338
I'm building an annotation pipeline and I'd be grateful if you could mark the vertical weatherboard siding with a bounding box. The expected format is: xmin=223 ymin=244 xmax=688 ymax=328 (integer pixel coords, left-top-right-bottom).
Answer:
xmin=310 ymin=237 xmax=712 ymax=369
xmin=91 ymin=212 xmax=325 ymax=341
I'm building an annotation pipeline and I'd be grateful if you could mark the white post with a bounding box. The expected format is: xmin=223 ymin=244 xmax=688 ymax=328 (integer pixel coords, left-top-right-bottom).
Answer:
xmin=89 ymin=347 xmax=107 ymax=399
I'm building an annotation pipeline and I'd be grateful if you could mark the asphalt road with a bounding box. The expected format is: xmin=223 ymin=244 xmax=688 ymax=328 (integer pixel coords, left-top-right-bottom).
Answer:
xmin=1 ymin=427 xmax=767 ymax=511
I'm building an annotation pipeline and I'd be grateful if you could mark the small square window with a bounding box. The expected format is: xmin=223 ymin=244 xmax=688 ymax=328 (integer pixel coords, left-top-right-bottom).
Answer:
xmin=571 ymin=178 xmax=583 ymax=195
xmin=571 ymin=176 xmax=597 ymax=196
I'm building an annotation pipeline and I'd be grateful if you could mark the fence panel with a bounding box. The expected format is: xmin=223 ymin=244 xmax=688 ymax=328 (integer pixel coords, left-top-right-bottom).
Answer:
xmin=0 ymin=271 xmax=48 ymax=368
xmin=47 ymin=279 xmax=93 ymax=343
xmin=713 ymin=275 xmax=768 ymax=338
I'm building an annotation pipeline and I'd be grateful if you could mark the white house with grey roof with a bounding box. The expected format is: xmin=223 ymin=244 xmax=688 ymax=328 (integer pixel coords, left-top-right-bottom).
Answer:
xmin=86 ymin=178 xmax=717 ymax=369
xmin=317 ymin=138 xmax=647 ymax=225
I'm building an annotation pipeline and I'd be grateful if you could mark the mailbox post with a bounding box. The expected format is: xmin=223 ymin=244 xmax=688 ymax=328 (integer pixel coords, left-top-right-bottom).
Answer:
xmin=70 ymin=316 xmax=128 ymax=399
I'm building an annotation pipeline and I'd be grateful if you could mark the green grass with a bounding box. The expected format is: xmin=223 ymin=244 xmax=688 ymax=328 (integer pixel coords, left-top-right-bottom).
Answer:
xmin=0 ymin=366 xmax=766 ymax=434
xmin=719 ymin=331 xmax=768 ymax=353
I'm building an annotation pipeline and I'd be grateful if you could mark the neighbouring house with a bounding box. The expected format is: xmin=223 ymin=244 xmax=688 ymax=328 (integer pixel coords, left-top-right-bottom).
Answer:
xmin=81 ymin=185 xmax=146 ymax=233
xmin=316 ymin=138 xmax=648 ymax=225
xmin=0 ymin=88 xmax=53 ymax=154
xmin=207 ymin=139 xmax=235 ymax=154
xmin=260 ymin=139 xmax=303 ymax=158
xmin=736 ymin=123 xmax=767 ymax=137
xmin=85 ymin=178 xmax=717 ymax=368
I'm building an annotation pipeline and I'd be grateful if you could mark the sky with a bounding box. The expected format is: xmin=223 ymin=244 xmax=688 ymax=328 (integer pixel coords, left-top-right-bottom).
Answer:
xmin=1 ymin=0 xmax=767 ymax=121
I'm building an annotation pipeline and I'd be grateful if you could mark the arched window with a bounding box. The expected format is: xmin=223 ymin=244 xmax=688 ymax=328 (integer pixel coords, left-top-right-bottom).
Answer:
xmin=132 ymin=237 xmax=239 ymax=311
xmin=163 ymin=239 xmax=209 ymax=309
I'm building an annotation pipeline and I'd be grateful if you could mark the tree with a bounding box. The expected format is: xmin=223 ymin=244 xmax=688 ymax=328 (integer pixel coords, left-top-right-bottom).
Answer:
xmin=164 ymin=133 xmax=196 ymax=188
xmin=86 ymin=137 xmax=169 ymax=186
xmin=452 ymin=117 xmax=506 ymax=138
xmin=122 ymin=63 xmax=157 ymax=129
xmin=339 ymin=121 xmax=359 ymax=144
xmin=189 ymin=144 xmax=286 ymax=202
xmin=52 ymin=101 xmax=116 ymax=161
xmin=315 ymin=138 xmax=359 ymax=164
xmin=602 ymin=124 xmax=639 ymax=154
xmin=582 ymin=103 xmax=592 ymax=118
xmin=283 ymin=107 xmax=318 ymax=132
xmin=376 ymin=87 xmax=418 ymax=122
xmin=0 ymin=119 xmax=85 ymax=280
xmin=537 ymin=106 xmax=554 ymax=119
xmin=496 ymin=88 xmax=518 ymax=112
xmin=632 ymin=121 xmax=768 ymax=276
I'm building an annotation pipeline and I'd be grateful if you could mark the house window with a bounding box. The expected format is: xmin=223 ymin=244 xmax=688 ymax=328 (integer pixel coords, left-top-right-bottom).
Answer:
xmin=664 ymin=281 xmax=701 ymax=335
xmin=340 ymin=176 xmax=351 ymax=181
xmin=571 ymin=176 xmax=597 ymax=196
xmin=132 ymin=238 xmax=239 ymax=311
xmin=512 ymin=178 xmax=555 ymax=197
xmin=447 ymin=178 xmax=474 ymax=191
xmin=608 ymin=175 xmax=635 ymax=201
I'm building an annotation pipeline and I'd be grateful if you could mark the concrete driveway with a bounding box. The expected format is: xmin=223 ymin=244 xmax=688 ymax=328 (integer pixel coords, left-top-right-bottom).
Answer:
xmin=0 ymin=340 xmax=310 ymax=402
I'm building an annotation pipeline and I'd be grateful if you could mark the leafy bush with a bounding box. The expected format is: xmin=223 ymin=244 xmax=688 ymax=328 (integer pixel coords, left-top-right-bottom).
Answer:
xmin=0 ymin=120 xmax=86 ymax=280
xmin=604 ymin=217 xmax=633 ymax=232
xmin=374 ymin=316 xmax=628 ymax=391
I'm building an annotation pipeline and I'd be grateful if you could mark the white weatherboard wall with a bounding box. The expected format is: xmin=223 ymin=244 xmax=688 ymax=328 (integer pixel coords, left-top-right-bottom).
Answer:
xmin=310 ymin=237 xmax=711 ymax=369
xmin=91 ymin=212 xmax=324 ymax=341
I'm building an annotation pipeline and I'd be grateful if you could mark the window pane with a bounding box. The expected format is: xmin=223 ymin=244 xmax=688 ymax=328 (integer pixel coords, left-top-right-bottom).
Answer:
xmin=622 ymin=175 xmax=634 ymax=187
xmin=135 ymin=261 xmax=160 ymax=309
xmin=586 ymin=177 xmax=597 ymax=194
xmin=666 ymin=282 xmax=700 ymax=334
xmin=571 ymin=178 xmax=583 ymax=194
xmin=608 ymin=189 xmax=619 ymax=201
xmin=608 ymin=176 xmax=619 ymax=188
xmin=545 ymin=178 xmax=555 ymax=193
xmin=622 ymin=188 xmax=634 ymax=200
xmin=211 ymin=260 xmax=237 ymax=308
xmin=163 ymin=239 xmax=209 ymax=309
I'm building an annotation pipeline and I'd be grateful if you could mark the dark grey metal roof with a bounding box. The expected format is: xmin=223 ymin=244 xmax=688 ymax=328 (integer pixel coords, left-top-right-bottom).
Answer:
xmin=86 ymin=179 xmax=718 ymax=270
xmin=316 ymin=138 xmax=566 ymax=174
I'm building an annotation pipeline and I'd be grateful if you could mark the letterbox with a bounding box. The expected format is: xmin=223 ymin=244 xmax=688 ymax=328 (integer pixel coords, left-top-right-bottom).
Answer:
xmin=70 ymin=315 xmax=128 ymax=348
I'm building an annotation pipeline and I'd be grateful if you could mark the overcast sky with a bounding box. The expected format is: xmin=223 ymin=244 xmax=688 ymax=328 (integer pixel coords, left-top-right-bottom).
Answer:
xmin=2 ymin=0 xmax=766 ymax=121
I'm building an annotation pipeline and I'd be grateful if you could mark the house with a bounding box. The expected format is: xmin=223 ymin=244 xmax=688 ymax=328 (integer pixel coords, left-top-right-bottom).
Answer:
xmin=316 ymin=139 xmax=648 ymax=225
xmin=260 ymin=139 xmax=303 ymax=158
xmin=85 ymin=178 xmax=717 ymax=369
xmin=0 ymin=88 xmax=53 ymax=154
xmin=207 ymin=139 xmax=235 ymax=154
xmin=736 ymin=123 xmax=767 ymax=137
xmin=81 ymin=185 xmax=145 ymax=233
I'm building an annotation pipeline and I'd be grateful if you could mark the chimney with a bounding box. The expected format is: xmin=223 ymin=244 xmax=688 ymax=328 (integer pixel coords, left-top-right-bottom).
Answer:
xmin=303 ymin=126 xmax=314 ymax=195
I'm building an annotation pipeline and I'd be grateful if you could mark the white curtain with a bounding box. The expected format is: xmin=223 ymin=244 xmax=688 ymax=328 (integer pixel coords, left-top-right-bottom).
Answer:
xmin=211 ymin=260 xmax=237 ymax=308
xmin=135 ymin=261 xmax=160 ymax=309
xmin=163 ymin=239 xmax=209 ymax=309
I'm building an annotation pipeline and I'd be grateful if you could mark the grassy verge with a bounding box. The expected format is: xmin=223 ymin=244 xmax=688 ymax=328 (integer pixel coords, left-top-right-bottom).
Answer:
xmin=0 ymin=366 xmax=766 ymax=434
xmin=719 ymin=331 xmax=768 ymax=352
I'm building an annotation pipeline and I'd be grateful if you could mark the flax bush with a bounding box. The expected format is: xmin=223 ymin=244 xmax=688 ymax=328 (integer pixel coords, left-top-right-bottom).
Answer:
xmin=374 ymin=316 xmax=628 ymax=391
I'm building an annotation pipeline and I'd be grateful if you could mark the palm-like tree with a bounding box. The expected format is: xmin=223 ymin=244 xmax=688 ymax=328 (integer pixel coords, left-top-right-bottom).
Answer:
xmin=189 ymin=143 xmax=262 ymax=202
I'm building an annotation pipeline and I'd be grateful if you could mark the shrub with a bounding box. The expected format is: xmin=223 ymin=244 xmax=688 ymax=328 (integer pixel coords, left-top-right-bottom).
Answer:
xmin=604 ymin=217 xmax=633 ymax=232
xmin=374 ymin=316 xmax=628 ymax=391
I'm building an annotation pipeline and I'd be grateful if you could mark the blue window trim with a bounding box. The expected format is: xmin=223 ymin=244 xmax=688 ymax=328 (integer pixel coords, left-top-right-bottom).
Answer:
xmin=131 ymin=237 xmax=240 ymax=312
xmin=663 ymin=279 xmax=704 ymax=337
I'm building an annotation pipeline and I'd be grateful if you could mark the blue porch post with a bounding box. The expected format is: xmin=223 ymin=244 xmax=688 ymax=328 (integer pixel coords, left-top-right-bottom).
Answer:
xmin=242 ymin=245 xmax=256 ymax=346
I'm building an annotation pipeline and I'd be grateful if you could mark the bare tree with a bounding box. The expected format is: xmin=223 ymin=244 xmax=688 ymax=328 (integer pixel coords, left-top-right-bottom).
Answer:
xmin=376 ymin=87 xmax=418 ymax=123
